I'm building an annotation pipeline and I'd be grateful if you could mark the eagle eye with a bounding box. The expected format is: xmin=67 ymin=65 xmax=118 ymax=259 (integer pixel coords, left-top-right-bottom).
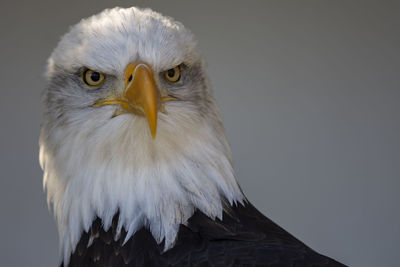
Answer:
xmin=164 ymin=66 xmax=181 ymax=83
xmin=82 ymin=69 xmax=105 ymax=87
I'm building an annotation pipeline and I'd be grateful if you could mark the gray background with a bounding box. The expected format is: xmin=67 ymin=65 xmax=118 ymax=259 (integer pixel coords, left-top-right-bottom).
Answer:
xmin=0 ymin=0 xmax=399 ymax=266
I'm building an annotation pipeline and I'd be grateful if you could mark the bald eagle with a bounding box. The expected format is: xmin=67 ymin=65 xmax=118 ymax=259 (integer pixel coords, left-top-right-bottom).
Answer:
xmin=40 ymin=7 xmax=346 ymax=267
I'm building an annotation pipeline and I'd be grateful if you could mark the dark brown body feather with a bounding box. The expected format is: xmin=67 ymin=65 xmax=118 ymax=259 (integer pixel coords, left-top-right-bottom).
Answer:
xmin=64 ymin=202 xmax=346 ymax=267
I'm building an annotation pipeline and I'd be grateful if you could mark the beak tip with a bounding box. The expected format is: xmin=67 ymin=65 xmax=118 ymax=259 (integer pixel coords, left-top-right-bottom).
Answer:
xmin=149 ymin=119 xmax=157 ymax=139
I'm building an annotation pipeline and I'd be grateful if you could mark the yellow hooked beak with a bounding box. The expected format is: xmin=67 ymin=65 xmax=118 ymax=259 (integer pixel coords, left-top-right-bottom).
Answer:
xmin=93 ymin=62 xmax=176 ymax=139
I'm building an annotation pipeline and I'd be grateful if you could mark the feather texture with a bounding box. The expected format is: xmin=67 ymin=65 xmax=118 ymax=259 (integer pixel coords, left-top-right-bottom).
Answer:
xmin=64 ymin=202 xmax=346 ymax=267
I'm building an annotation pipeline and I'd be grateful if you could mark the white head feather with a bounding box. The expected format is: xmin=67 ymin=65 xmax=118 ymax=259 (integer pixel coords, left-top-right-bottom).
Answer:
xmin=40 ymin=7 xmax=244 ymax=265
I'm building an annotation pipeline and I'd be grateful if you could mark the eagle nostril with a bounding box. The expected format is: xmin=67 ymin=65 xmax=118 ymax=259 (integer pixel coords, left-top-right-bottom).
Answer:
xmin=128 ymin=75 xmax=133 ymax=82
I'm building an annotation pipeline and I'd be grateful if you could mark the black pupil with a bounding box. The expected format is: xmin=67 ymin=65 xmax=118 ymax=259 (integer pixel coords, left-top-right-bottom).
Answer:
xmin=167 ymin=69 xmax=175 ymax=78
xmin=91 ymin=72 xmax=100 ymax=82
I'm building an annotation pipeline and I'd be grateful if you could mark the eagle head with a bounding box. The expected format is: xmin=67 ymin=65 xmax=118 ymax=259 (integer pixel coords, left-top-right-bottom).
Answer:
xmin=40 ymin=7 xmax=244 ymax=264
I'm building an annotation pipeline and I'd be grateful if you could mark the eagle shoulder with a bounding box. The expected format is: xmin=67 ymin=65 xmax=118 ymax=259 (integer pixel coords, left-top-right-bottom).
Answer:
xmin=65 ymin=202 xmax=345 ymax=267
